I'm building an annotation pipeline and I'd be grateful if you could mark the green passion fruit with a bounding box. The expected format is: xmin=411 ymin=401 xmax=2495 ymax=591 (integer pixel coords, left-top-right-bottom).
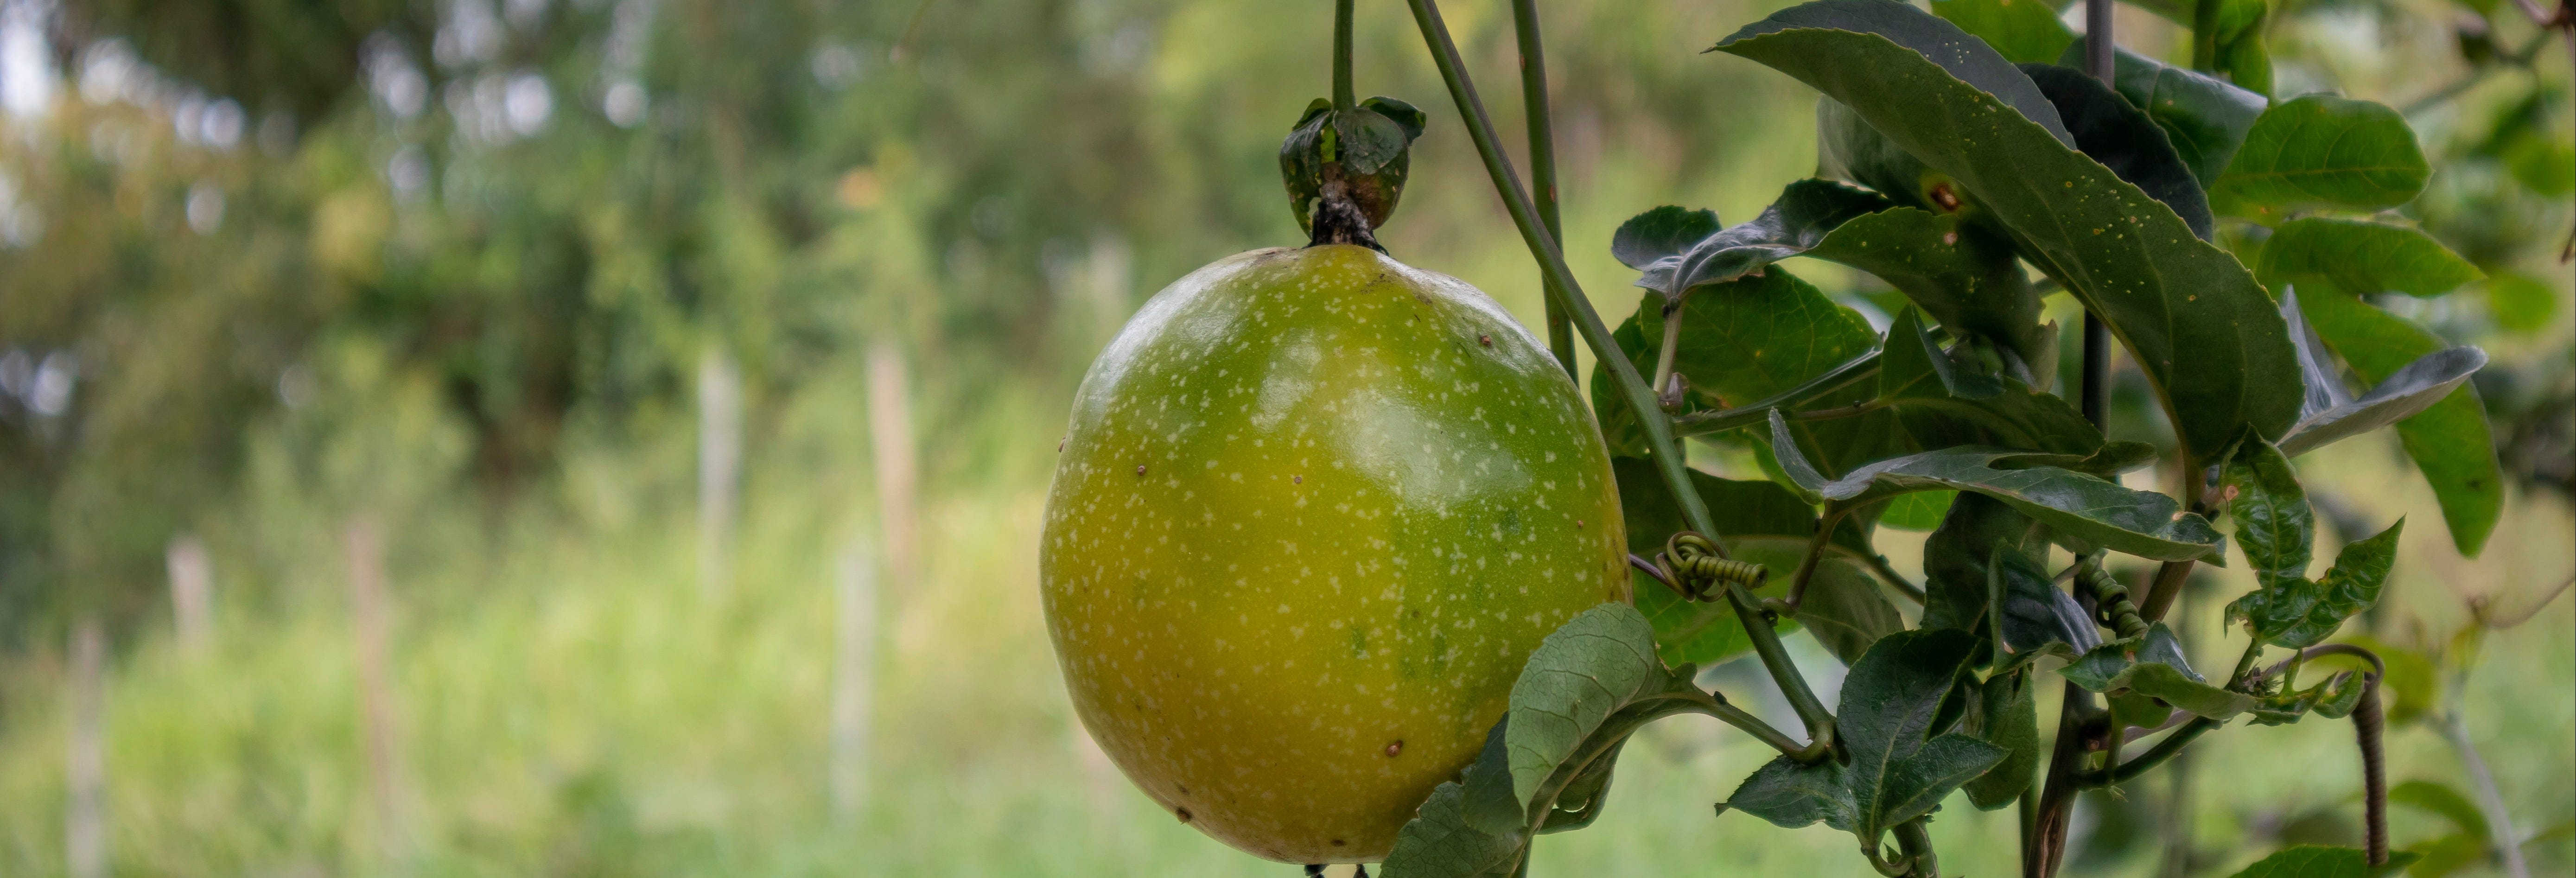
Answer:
xmin=1041 ymin=244 xmax=1629 ymax=863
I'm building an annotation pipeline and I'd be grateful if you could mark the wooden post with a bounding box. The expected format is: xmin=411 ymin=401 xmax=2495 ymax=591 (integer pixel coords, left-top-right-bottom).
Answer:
xmin=829 ymin=537 xmax=877 ymax=823
xmin=167 ymin=535 xmax=214 ymax=656
xmin=865 ymin=344 xmax=917 ymax=596
xmin=699 ymin=349 xmax=742 ymax=600
xmin=65 ymin=618 xmax=106 ymax=878
xmin=345 ymin=516 xmax=405 ymax=860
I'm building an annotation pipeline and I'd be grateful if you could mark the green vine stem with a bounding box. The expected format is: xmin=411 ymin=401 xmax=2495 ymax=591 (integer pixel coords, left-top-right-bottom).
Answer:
xmin=1399 ymin=0 xmax=1839 ymax=744
xmin=1333 ymin=0 xmax=1356 ymax=112
xmin=1509 ymin=0 xmax=1578 ymax=379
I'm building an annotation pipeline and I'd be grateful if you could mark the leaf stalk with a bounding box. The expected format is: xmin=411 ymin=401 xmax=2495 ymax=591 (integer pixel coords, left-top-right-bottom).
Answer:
xmin=1509 ymin=0 xmax=1578 ymax=379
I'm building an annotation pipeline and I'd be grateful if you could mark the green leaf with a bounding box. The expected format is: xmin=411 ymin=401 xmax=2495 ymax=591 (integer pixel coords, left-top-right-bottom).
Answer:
xmin=2221 ymin=436 xmax=2315 ymax=592
xmin=2061 ymin=624 xmax=2260 ymax=719
xmin=2228 ymin=520 xmax=2402 ymax=649
xmin=2484 ymin=272 xmax=2562 ymax=334
xmin=1931 ymin=0 xmax=2074 ymax=63
xmin=1804 ymin=203 xmax=2051 ymax=368
xmin=1591 ymin=271 xmax=1879 ymax=442
xmin=2256 ymin=219 xmax=2484 ymax=299
xmin=1878 ymin=490 xmax=1957 ymax=530
xmin=2211 ymin=96 xmax=2432 ymax=220
xmin=2227 ymin=845 xmax=2423 ymax=878
xmin=1612 ymin=205 xmax=1724 ymax=272
xmin=1961 ymin=668 xmax=2041 ymax=809
xmin=2279 ymin=344 xmax=2487 ymax=458
xmin=1769 ymin=410 xmax=2224 ymax=561
xmin=2400 ymin=834 xmax=2488 ymax=878
xmin=2297 ymin=289 xmax=2502 ymax=555
xmin=1381 ymin=782 xmax=1528 ymax=878
xmin=1488 ymin=604 xmax=1698 ymax=831
xmin=1720 ymin=629 xmax=2005 ymax=846
xmin=1629 ymin=180 xmax=1895 ymax=303
xmin=1988 ymin=543 xmax=2102 ymax=671
xmin=2061 ymin=45 xmax=2266 ymax=185
xmin=2389 ymin=780 xmax=2490 ymax=843
xmin=1719 ymin=0 xmax=2073 ymax=144
xmin=1717 ymin=0 xmax=2304 ymax=470
xmin=1796 ymin=560 xmax=1904 ymax=664
xmin=2020 ymin=63 xmax=2217 ymax=240
xmin=2249 ymin=668 xmax=2365 ymax=725
xmin=1920 ymin=492 xmax=2042 ymax=630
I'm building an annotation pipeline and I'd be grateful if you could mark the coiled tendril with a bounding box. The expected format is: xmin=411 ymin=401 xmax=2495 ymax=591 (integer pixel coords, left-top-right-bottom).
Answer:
xmin=2073 ymin=554 xmax=2150 ymax=642
xmin=1634 ymin=532 xmax=1767 ymax=602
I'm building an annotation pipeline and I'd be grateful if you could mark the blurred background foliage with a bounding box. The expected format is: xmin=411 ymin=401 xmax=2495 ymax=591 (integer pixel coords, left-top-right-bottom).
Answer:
xmin=0 ymin=0 xmax=2565 ymax=874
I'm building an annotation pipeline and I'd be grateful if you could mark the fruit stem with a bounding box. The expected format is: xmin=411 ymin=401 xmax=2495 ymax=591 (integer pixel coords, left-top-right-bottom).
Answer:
xmin=1509 ymin=0 xmax=1577 ymax=380
xmin=1403 ymin=0 xmax=1845 ymax=747
xmin=1332 ymin=0 xmax=1356 ymax=113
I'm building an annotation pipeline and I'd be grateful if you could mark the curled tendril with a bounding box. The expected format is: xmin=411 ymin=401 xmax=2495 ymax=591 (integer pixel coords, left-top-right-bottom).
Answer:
xmin=2073 ymin=554 xmax=2150 ymax=641
xmin=1638 ymin=532 xmax=1767 ymax=602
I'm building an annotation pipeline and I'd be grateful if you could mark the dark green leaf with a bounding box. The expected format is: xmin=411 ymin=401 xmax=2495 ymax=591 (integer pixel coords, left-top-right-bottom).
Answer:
xmin=1796 ymin=560 xmax=1905 ymax=664
xmin=1802 ymin=203 xmax=2051 ymax=368
xmin=2211 ymin=96 xmax=2432 ymax=220
xmin=2221 ymin=436 xmax=2314 ymax=592
xmin=2226 ymin=845 xmax=2423 ymax=878
xmin=1670 ymin=348 xmax=1884 ymax=439
xmin=2279 ymin=345 xmax=2487 ymax=458
xmin=1876 ymin=308 xmax=2105 ymax=455
xmin=1931 ymin=0 xmax=2074 ymax=64
xmin=2061 ymin=45 xmax=2266 ymax=185
xmin=1632 ymin=180 xmax=1893 ymax=303
xmin=1591 ymin=269 xmax=1879 ymax=453
xmin=1716 ymin=0 xmax=2072 ymax=145
xmin=1717 ymin=1 xmax=2305 ymax=469
xmin=1612 ymin=205 xmax=1724 ymax=271
xmin=1381 ymin=782 xmax=1527 ymax=878
xmin=1920 ymin=492 xmax=2041 ymax=630
xmin=1537 ymin=737 xmax=1625 ymax=834
xmin=2061 ymin=624 xmax=2259 ymax=719
xmin=1720 ymin=630 xmax=2005 ymax=844
xmin=2256 ymin=219 xmax=2484 ymax=299
xmin=1962 ymin=668 xmax=2041 ymax=809
xmin=1988 ymin=543 xmax=2101 ymax=670
xmin=1769 ymin=410 xmax=2224 ymax=561
xmin=2228 ymin=520 xmax=2402 ymax=649
xmin=2298 ymin=290 xmax=2502 ymax=555
xmin=2020 ymin=63 xmax=2216 ymax=240
xmin=1492 ymin=604 xmax=1699 ymax=828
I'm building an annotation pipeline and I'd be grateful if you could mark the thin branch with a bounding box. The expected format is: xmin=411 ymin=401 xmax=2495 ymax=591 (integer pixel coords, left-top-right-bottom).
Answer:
xmin=1509 ymin=0 xmax=1578 ymax=379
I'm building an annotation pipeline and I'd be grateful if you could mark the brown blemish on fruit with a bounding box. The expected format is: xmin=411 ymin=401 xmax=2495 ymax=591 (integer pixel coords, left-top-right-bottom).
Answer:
xmin=1386 ymin=740 xmax=1404 ymax=757
xmin=1293 ymin=475 xmax=1303 ymax=484
xmin=1137 ymin=464 xmax=1148 ymax=476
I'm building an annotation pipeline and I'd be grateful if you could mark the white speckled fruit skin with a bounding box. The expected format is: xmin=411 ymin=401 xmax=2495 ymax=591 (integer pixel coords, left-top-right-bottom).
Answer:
xmin=1040 ymin=244 xmax=1628 ymax=864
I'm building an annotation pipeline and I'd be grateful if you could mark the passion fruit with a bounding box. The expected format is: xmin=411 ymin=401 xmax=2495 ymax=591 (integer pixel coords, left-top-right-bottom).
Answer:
xmin=1041 ymin=244 xmax=1628 ymax=863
